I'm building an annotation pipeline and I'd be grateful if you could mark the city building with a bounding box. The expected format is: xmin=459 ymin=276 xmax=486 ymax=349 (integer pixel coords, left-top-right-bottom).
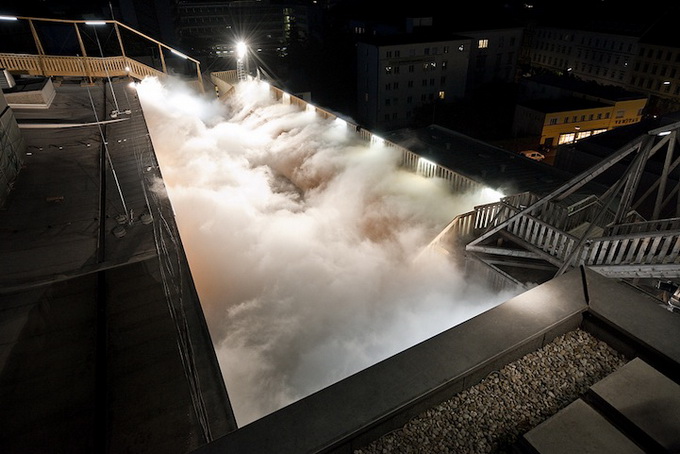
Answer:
xmin=356 ymin=33 xmax=471 ymax=131
xmin=523 ymin=5 xmax=680 ymax=117
xmin=525 ymin=25 xmax=639 ymax=87
xmin=175 ymin=0 xmax=314 ymax=58
xmin=458 ymin=27 xmax=524 ymax=93
xmin=630 ymin=18 xmax=680 ymax=115
xmin=513 ymin=74 xmax=647 ymax=149
xmin=356 ymin=27 xmax=524 ymax=132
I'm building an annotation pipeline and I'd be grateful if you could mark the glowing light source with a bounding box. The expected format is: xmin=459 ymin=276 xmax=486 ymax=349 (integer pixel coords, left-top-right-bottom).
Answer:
xmin=481 ymin=187 xmax=505 ymax=201
xmin=658 ymin=130 xmax=672 ymax=136
xmin=236 ymin=41 xmax=248 ymax=59
xmin=418 ymin=157 xmax=435 ymax=167
xmin=85 ymin=21 xmax=106 ymax=26
xmin=0 ymin=15 xmax=18 ymax=21
xmin=417 ymin=157 xmax=437 ymax=177
xmin=334 ymin=117 xmax=348 ymax=129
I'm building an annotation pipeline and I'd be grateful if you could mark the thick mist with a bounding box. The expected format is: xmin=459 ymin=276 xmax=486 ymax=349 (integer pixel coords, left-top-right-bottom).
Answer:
xmin=137 ymin=77 xmax=519 ymax=426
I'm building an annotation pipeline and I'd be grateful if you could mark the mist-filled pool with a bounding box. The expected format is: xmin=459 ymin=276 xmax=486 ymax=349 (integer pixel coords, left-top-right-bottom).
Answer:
xmin=137 ymin=77 xmax=517 ymax=426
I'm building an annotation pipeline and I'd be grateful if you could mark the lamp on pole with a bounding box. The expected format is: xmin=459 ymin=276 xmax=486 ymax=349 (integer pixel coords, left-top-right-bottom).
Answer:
xmin=236 ymin=41 xmax=248 ymax=81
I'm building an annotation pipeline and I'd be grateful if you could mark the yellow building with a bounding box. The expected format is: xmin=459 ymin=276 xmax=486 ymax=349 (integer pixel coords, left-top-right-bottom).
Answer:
xmin=512 ymin=74 xmax=648 ymax=150
xmin=513 ymin=96 xmax=647 ymax=148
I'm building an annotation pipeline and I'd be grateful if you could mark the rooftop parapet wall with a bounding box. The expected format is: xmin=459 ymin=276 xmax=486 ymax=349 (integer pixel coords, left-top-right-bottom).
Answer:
xmin=193 ymin=268 xmax=589 ymax=454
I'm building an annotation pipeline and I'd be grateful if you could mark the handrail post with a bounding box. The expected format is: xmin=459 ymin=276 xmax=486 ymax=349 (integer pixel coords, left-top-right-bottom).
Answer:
xmin=113 ymin=22 xmax=126 ymax=58
xmin=196 ymin=60 xmax=204 ymax=93
xmin=158 ymin=43 xmax=167 ymax=74
xmin=27 ymin=19 xmax=46 ymax=76
xmin=74 ymin=23 xmax=93 ymax=84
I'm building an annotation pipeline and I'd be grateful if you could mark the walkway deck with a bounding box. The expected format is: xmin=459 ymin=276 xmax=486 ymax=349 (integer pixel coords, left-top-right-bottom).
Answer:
xmin=0 ymin=78 xmax=235 ymax=453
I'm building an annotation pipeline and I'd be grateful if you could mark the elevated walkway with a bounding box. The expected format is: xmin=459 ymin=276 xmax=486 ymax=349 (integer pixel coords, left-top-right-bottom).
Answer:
xmin=424 ymin=120 xmax=680 ymax=290
xmin=0 ymin=17 xmax=203 ymax=91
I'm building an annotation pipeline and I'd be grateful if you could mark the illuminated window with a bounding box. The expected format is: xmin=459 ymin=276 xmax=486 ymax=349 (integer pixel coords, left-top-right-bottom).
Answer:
xmin=558 ymin=132 xmax=575 ymax=144
xmin=438 ymin=91 xmax=445 ymax=100
xmin=576 ymin=131 xmax=592 ymax=140
xmin=478 ymin=39 xmax=489 ymax=49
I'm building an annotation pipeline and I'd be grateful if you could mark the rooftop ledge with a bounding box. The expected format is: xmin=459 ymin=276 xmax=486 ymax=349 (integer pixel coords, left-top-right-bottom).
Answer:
xmin=194 ymin=266 xmax=680 ymax=454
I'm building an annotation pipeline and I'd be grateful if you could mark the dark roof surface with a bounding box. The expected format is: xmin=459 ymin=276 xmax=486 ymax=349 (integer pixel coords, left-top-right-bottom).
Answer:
xmin=387 ymin=124 xmax=609 ymax=205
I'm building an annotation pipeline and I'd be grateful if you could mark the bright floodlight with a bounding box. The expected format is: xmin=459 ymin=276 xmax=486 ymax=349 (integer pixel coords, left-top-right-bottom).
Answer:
xmin=482 ymin=187 xmax=505 ymax=201
xmin=0 ymin=15 xmax=18 ymax=21
xmin=236 ymin=41 xmax=248 ymax=59
xmin=85 ymin=21 xmax=106 ymax=26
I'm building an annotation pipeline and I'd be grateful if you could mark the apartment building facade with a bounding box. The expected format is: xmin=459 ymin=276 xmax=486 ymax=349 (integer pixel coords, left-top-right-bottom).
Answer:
xmin=356 ymin=28 xmax=523 ymax=131
xmin=526 ymin=26 xmax=638 ymax=88
xmin=356 ymin=34 xmax=471 ymax=131
xmin=525 ymin=15 xmax=680 ymax=115
xmin=175 ymin=0 xmax=312 ymax=57
xmin=630 ymin=42 xmax=680 ymax=113
xmin=461 ymin=28 xmax=524 ymax=92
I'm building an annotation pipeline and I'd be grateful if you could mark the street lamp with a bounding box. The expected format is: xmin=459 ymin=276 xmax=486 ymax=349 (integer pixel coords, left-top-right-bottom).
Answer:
xmin=236 ymin=41 xmax=247 ymax=59
xmin=236 ymin=40 xmax=248 ymax=81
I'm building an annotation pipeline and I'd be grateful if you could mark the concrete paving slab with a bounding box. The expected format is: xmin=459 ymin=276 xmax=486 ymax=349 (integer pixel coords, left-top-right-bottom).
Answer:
xmin=584 ymin=268 xmax=680 ymax=370
xmin=523 ymin=399 xmax=644 ymax=454
xmin=589 ymin=358 xmax=680 ymax=452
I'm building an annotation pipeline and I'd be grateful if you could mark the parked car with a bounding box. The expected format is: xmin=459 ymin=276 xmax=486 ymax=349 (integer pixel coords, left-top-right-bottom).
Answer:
xmin=519 ymin=150 xmax=545 ymax=161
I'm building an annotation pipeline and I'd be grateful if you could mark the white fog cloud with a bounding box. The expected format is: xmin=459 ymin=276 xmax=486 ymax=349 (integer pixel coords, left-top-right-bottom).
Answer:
xmin=137 ymin=77 xmax=519 ymax=426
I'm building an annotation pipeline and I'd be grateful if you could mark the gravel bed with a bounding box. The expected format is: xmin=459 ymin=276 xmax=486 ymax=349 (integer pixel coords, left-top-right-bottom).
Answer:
xmin=354 ymin=329 xmax=627 ymax=454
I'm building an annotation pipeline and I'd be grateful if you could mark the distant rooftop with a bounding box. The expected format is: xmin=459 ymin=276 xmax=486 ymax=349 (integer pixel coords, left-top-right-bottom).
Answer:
xmin=356 ymin=30 xmax=471 ymax=47
xmin=387 ymin=124 xmax=607 ymax=204
xmin=523 ymin=74 xmax=647 ymax=102
xmin=519 ymin=97 xmax=609 ymax=114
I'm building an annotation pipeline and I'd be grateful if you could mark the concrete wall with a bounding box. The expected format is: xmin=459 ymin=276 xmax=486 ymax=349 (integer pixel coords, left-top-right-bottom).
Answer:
xmin=0 ymin=89 xmax=25 ymax=206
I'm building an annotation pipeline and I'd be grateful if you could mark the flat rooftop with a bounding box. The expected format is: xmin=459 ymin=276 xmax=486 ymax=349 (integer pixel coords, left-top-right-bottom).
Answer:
xmin=0 ymin=78 xmax=235 ymax=452
xmin=387 ymin=124 xmax=608 ymax=204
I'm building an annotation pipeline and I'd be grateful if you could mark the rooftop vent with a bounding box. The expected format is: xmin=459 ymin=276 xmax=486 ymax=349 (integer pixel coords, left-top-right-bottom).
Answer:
xmin=0 ymin=69 xmax=16 ymax=90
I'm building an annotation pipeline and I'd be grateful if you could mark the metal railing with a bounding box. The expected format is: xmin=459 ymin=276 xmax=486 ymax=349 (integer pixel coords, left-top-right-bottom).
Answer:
xmin=211 ymin=71 xmax=490 ymax=197
xmin=0 ymin=16 xmax=203 ymax=91
xmin=0 ymin=53 xmax=166 ymax=81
